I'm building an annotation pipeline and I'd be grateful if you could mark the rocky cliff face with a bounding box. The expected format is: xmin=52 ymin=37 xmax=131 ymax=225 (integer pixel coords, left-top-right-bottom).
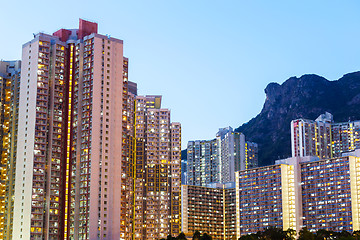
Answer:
xmin=236 ymin=71 xmax=360 ymax=166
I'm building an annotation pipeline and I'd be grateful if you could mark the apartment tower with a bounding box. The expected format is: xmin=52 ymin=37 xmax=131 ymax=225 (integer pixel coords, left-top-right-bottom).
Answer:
xmin=13 ymin=19 xmax=128 ymax=240
xmin=186 ymin=139 xmax=219 ymax=186
xmin=0 ymin=61 xmax=21 ymax=240
xmin=126 ymin=90 xmax=181 ymax=239
xmin=245 ymin=141 xmax=258 ymax=169
xmin=216 ymin=127 xmax=258 ymax=183
xmin=291 ymin=112 xmax=333 ymax=159
xmin=291 ymin=112 xmax=360 ymax=159
xmin=332 ymin=121 xmax=360 ymax=156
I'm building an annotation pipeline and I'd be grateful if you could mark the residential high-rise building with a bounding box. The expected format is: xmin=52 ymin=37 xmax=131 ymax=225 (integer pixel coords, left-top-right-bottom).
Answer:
xmin=13 ymin=19 xmax=128 ymax=240
xmin=217 ymin=127 xmax=258 ymax=183
xmin=235 ymin=162 xmax=299 ymax=237
xmin=234 ymin=152 xmax=360 ymax=238
xmin=291 ymin=112 xmax=360 ymax=159
xmin=181 ymin=159 xmax=187 ymax=185
xmin=3 ymin=19 xmax=181 ymax=240
xmin=299 ymin=155 xmax=356 ymax=232
xmin=181 ymin=152 xmax=360 ymax=239
xmin=186 ymin=139 xmax=218 ymax=186
xmin=181 ymin=183 xmax=236 ymax=240
xmin=0 ymin=60 xmax=21 ymax=240
xmin=186 ymin=127 xmax=258 ymax=186
xmin=126 ymin=89 xmax=181 ymax=240
xmin=224 ymin=184 xmax=236 ymax=239
xmin=291 ymin=112 xmax=333 ymax=159
xmin=245 ymin=141 xmax=258 ymax=169
xmin=332 ymin=121 xmax=360 ymax=156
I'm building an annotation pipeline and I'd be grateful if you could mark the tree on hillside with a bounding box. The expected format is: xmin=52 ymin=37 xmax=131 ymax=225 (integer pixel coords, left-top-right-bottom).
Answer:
xmin=315 ymin=229 xmax=334 ymax=240
xmin=337 ymin=230 xmax=352 ymax=240
xmin=261 ymin=226 xmax=294 ymax=240
xmin=177 ymin=232 xmax=187 ymax=240
xmin=238 ymin=227 xmax=295 ymax=240
xmin=353 ymin=231 xmax=360 ymax=240
xmin=193 ymin=231 xmax=201 ymax=240
xmin=167 ymin=235 xmax=174 ymax=240
xmin=284 ymin=228 xmax=296 ymax=240
xmin=200 ymin=233 xmax=212 ymax=240
xmin=238 ymin=233 xmax=258 ymax=240
xmin=298 ymin=227 xmax=314 ymax=240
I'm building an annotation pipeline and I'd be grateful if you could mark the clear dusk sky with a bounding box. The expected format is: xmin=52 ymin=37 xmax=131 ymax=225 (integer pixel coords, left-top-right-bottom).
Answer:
xmin=1 ymin=0 xmax=360 ymax=150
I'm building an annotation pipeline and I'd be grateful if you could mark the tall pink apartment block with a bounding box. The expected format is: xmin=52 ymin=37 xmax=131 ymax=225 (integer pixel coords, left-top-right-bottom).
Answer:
xmin=13 ymin=19 xmax=128 ymax=240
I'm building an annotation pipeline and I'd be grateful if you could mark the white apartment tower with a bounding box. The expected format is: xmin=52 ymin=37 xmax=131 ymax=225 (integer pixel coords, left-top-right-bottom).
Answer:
xmin=217 ymin=127 xmax=245 ymax=183
xmin=186 ymin=139 xmax=219 ymax=186
xmin=186 ymin=127 xmax=258 ymax=186
xmin=291 ymin=112 xmax=332 ymax=159
xmin=291 ymin=112 xmax=360 ymax=159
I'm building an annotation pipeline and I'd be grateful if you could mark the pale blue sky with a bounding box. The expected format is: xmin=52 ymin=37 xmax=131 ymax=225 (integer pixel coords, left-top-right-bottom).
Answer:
xmin=2 ymin=0 xmax=360 ymax=149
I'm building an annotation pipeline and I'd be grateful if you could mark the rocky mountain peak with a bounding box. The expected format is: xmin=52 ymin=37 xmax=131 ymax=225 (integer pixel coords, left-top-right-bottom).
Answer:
xmin=236 ymin=71 xmax=360 ymax=166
